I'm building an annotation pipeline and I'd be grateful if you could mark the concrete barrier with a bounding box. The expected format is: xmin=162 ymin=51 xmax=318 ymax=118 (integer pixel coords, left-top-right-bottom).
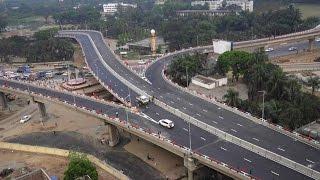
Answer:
xmin=0 ymin=142 xmax=129 ymax=180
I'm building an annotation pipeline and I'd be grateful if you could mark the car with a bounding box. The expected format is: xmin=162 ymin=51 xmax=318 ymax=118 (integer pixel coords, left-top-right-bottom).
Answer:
xmin=138 ymin=60 xmax=146 ymax=65
xmin=20 ymin=115 xmax=31 ymax=123
xmin=136 ymin=95 xmax=149 ymax=105
xmin=316 ymin=38 xmax=320 ymax=42
xmin=288 ymin=47 xmax=298 ymax=51
xmin=265 ymin=47 xmax=274 ymax=52
xmin=159 ymin=119 xmax=174 ymax=128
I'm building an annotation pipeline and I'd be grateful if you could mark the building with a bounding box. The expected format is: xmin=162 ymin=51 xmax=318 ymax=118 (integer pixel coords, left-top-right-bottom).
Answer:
xmin=176 ymin=9 xmax=239 ymax=17
xmin=123 ymin=37 xmax=168 ymax=55
xmin=191 ymin=0 xmax=253 ymax=12
xmin=191 ymin=75 xmax=227 ymax=89
xmin=155 ymin=0 xmax=167 ymax=5
xmin=102 ymin=3 xmax=137 ymax=15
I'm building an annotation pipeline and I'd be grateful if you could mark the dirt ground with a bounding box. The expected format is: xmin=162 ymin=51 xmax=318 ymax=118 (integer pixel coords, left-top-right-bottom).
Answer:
xmin=0 ymin=149 xmax=114 ymax=179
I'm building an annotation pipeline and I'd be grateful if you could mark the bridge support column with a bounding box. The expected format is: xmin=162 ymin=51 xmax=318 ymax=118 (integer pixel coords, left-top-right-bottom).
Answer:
xmin=106 ymin=123 xmax=119 ymax=147
xmin=308 ymin=38 xmax=315 ymax=51
xmin=184 ymin=157 xmax=201 ymax=180
xmin=36 ymin=101 xmax=48 ymax=120
xmin=0 ymin=92 xmax=8 ymax=110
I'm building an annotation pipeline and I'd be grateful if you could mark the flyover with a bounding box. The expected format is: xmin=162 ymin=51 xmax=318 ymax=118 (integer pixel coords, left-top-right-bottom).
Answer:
xmin=53 ymin=30 xmax=320 ymax=179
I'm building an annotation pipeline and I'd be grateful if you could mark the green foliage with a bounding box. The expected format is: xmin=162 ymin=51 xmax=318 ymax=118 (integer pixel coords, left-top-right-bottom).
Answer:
xmin=307 ymin=76 xmax=320 ymax=94
xmin=34 ymin=28 xmax=59 ymax=41
xmin=167 ymin=53 xmax=207 ymax=86
xmin=0 ymin=16 xmax=7 ymax=32
xmin=0 ymin=29 xmax=74 ymax=63
xmin=64 ymin=152 xmax=98 ymax=180
xmin=216 ymin=51 xmax=252 ymax=81
xmin=53 ymin=6 xmax=100 ymax=25
xmin=223 ymin=88 xmax=240 ymax=107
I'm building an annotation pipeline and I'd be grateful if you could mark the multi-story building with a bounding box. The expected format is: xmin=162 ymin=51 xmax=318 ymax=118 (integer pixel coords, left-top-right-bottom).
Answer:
xmin=191 ymin=0 xmax=253 ymax=12
xmin=102 ymin=3 xmax=137 ymax=15
xmin=176 ymin=9 xmax=240 ymax=17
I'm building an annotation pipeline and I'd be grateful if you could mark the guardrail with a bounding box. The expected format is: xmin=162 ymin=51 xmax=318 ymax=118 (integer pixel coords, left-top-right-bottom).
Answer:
xmin=0 ymin=81 xmax=255 ymax=180
xmin=58 ymin=30 xmax=320 ymax=179
xmin=0 ymin=142 xmax=129 ymax=180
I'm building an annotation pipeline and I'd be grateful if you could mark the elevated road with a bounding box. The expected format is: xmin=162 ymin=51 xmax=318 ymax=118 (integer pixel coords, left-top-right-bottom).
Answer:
xmin=55 ymin=30 xmax=320 ymax=179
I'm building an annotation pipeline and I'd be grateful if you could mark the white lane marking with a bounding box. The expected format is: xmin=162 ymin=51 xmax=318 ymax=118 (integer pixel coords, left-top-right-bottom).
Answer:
xmin=212 ymin=121 xmax=218 ymax=124
xmin=203 ymin=109 xmax=208 ymax=112
xmin=189 ymin=103 xmax=193 ymax=106
xmin=271 ymin=171 xmax=280 ymax=176
xmin=252 ymin=138 xmax=260 ymax=142
xmin=220 ymin=147 xmax=227 ymax=151
xmin=244 ymin=158 xmax=252 ymax=163
xmin=200 ymin=137 xmax=206 ymax=141
xmin=306 ymin=159 xmax=315 ymax=164
xmin=231 ymin=129 xmax=237 ymax=133
xmin=277 ymin=147 xmax=285 ymax=152
xmin=183 ymin=107 xmax=187 ymax=110
xmin=219 ymin=116 xmax=224 ymax=119
xmin=196 ymin=113 xmax=201 ymax=117
xmin=183 ymin=128 xmax=188 ymax=132
xmin=156 ymin=112 xmax=160 ymax=116
xmin=237 ymin=123 xmax=243 ymax=127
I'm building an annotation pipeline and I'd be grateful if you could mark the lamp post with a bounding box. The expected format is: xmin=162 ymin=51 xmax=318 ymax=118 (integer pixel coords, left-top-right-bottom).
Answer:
xmin=188 ymin=122 xmax=192 ymax=152
xmin=186 ymin=67 xmax=189 ymax=87
xmin=258 ymin=90 xmax=266 ymax=120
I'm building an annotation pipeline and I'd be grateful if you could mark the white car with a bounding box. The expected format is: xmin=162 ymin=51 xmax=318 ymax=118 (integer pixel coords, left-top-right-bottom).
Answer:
xmin=138 ymin=60 xmax=146 ymax=65
xmin=136 ymin=95 xmax=149 ymax=105
xmin=316 ymin=38 xmax=320 ymax=42
xmin=159 ymin=119 xmax=174 ymax=128
xmin=288 ymin=47 xmax=297 ymax=51
xmin=265 ymin=47 xmax=274 ymax=52
xmin=20 ymin=115 xmax=31 ymax=123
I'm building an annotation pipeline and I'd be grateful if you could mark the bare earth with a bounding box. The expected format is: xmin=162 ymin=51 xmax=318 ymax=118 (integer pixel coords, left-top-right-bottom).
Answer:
xmin=0 ymin=149 xmax=114 ymax=179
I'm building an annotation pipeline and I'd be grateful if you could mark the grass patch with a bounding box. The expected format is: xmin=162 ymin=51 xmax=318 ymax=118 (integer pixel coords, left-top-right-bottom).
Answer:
xmin=295 ymin=3 xmax=320 ymax=19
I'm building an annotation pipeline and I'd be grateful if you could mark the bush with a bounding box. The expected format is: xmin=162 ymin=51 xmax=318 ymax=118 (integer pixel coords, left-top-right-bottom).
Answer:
xmin=64 ymin=152 xmax=98 ymax=180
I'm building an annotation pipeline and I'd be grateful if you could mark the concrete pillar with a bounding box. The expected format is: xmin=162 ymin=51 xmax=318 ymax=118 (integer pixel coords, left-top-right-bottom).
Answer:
xmin=0 ymin=92 xmax=8 ymax=110
xmin=36 ymin=101 xmax=47 ymax=120
xmin=308 ymin=38 xmax=315 ymax=51
xmin=106 ymin=123 xmax=119 ymax=147
xmin=184 ymin=157 xmax=200 ymax=180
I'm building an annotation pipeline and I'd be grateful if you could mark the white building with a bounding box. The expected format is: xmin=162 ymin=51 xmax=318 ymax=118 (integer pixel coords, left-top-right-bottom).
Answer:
xmin=191 ymin=75 xmax=227 ymax=89
xmin=102 ymin=3 xmax=137 ymax=15
xmin=191 ymin=0 xmax=253 ymax=12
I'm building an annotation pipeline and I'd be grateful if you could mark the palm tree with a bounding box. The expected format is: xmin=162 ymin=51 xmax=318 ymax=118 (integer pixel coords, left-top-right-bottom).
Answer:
xmin=284 ymin=78 xmax=301 ymax=102
xmin=266 ymin=69 xmax=286 ymax=100
xmin=307 ymin=76 xmax=320 ymax=95
xmin=223 ymin=88 xmax=240 ymax=107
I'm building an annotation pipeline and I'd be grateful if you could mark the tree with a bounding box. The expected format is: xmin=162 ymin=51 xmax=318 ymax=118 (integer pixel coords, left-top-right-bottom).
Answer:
xmin=307 ymin=76 xmax=320 ymax=95
xmin=0 ymin=16 xmax=7 ymax=32
xmin=266 ymin=68 xmax=286 ymax=100
xmin=64 ymin=152 xmax=98 ymax=180
xmin=223 ymin=88 xmax=240 ymax=107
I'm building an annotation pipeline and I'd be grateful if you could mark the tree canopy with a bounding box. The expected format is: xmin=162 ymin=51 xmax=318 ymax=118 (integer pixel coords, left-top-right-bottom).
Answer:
xmin=64 ymin=152 xmax=98 ymax=180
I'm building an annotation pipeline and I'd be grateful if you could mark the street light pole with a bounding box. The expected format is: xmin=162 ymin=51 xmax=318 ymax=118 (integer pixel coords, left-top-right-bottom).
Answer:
xmin=188 ymin=122 xmax=192 ymax=152
xmin=186 ymin=67 xmax=189 ymax=87
xmin=258 ymin=90 xmax=266 ymax=120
